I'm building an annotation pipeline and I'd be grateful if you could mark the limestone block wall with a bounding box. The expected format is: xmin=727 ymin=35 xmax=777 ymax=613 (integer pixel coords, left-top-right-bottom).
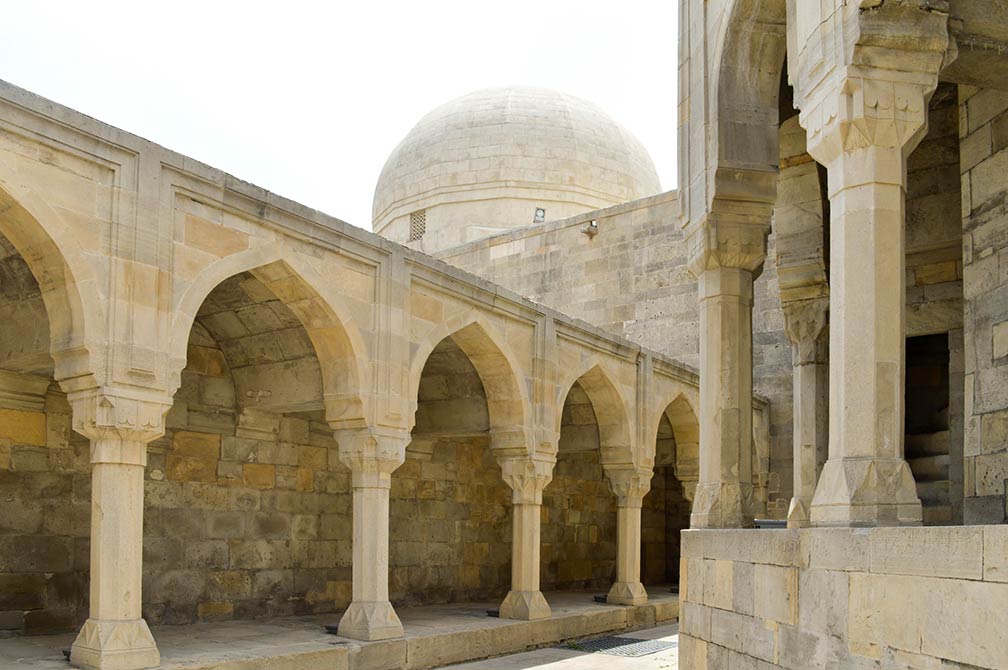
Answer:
xmin=437 ymin=193 xmax=698 ymax=365
xmin=960 ymin=85 xmax=1008 ymax=524
xmin=389 ymin=434 xmax=511 ymax=606
xmin=679 ymin=527 xmax=1008 ymax=670
xmin=144 ymin=331 xmax=353 ymax=625
xmin=541 ymin=449 xmax=617 ymax=592
xmin=0 ymin=386 xmax=86 ymax=636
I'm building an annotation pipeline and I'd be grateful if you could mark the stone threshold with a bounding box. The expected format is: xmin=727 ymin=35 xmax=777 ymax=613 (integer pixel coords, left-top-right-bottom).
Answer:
xmin=0 ymin=590 xmax=679 ymax=670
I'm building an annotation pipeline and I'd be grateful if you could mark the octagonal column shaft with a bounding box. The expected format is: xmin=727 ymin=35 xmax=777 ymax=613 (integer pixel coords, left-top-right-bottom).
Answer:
xmin=69 ymin=392 xmax=170 ymax=670
xmin=498 ymin=455 xmax=554 ymax=620
xmin=809 ymin=145 xmax=922 ymax=526
xmin=334 ymin=428 xmax=408 ymax=641
xmin=782 ymin=299 xmax=829 ymax=528
xmin=691 ymin=266 xmax=756 ymax=528
xmin=605 ymin=467 xmax=651 ymax=605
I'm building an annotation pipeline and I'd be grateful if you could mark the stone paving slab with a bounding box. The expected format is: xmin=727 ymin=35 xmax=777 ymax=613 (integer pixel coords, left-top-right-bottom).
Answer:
xmin=0 ymin=591 xmax=678 ymax=670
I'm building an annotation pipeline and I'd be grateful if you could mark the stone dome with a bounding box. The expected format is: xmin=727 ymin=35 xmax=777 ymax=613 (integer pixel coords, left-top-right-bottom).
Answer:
xmin=372 ymin=86 xmax=661 ymax=252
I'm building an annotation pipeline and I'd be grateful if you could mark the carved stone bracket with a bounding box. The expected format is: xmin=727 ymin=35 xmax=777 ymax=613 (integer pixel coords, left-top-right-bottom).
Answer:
xmin=782 ymin=298 xmax=829 ymax=365
xmin=333 ymin=427 xmax=410 ymax=489
xmin=686 ymin=217 xmax=771 ymax=279
xmin=68 ymin=387 xmax=172 ymax=466
xmin=605 ymin=466 xmax=653 ymax=508
xmin=498 ymin=454 xmax=555 ymax=505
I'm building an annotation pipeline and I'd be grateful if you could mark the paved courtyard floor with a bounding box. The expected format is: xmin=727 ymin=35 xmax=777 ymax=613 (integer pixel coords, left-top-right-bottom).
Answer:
xmin=442 ymin=623 xmax=679 ymax=669
xmin=0 ymin=591 xmax=678 ymax=669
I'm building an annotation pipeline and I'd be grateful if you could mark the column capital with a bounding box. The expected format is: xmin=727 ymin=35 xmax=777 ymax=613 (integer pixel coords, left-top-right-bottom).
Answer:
xmin=605 ymin=466 xmax=653 ymax=508
xmin=801 ymin=74 xmax=939 ymax=172
xmin=333 ymin=426 xmax=410 ymax=488
xmin=781 ymin=297 xmax=829 ymax=365
xmin=68 ymin=387 xmax=172 ymax=466
xmin=498 ymin=454 xmax=555 ymax=505
xmin=790 ymin=4 xmax=951 ymax=169
xmin=686 ymin=217 xmax=770 ymax=279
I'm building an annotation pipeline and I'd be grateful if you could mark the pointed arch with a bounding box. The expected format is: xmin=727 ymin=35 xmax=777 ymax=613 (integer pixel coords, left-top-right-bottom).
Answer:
xmin=555 ymin=360 xmax=634 ymax=468
xmin=0 ymin=179 xmax=98 ymax=382
xmin=653 ymin=392 xmax=700 ymax=502
xmin=171 ymin=248 xmax=370 ymax=428
xmin=409 ymin=316 xmax=529 ymax=449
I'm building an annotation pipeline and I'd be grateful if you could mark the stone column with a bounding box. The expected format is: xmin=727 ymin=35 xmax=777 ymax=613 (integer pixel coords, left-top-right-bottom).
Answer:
xmin=785 ymin=0 xmax=949 ymax=527
xmin=497 ymin=454 xmax=554 ymax=620
xmin=782 ymin=298 xmax=829 ymax=528
xmin=686 ymin=219 xmax=768 ymax=527
xmin=69 ymin=391 xmax=170 ymax=670
xmin=802 ymin=83 xmax=941 ymax=526
xmin=605 ymin=467 xmax=651 ymax=605
xmin=333 ymin=428 xmax=408 ymax=641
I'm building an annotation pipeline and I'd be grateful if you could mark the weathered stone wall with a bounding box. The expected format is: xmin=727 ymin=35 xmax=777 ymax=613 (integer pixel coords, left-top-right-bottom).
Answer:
xmin=138 ymin=274 xmax=355 ymax=626
xmin=679 ymin=527 xmax=1008 ymax=670
xmin=437 ymin=193 xmax=698 ymax=366
xmin=390 ymin=434 xmax=511 ymax=606
xmin=960 ymin=85 xmax=1008 ymax=524
xmin=0 ymin=386 xmax=86 ymax=636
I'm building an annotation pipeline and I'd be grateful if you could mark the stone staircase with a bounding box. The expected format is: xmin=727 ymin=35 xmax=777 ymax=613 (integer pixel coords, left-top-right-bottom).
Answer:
xmin=906 ymin=430 xmax=952 ymax=525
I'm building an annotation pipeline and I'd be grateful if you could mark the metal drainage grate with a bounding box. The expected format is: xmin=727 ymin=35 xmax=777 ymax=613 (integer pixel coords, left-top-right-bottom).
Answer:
xmin=560 ymin=635 xmax=677 ymax=657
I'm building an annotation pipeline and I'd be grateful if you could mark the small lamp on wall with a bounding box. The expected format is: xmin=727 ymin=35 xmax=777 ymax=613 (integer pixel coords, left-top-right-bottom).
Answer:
xmin=582 ymin=220 xmax=598 ymax=238
xmin=533 ymin=207 xmax=546 ymax=223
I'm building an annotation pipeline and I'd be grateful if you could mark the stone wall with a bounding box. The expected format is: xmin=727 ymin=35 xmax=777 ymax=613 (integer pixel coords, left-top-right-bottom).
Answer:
xmin=960 ymin=84 xmax=1008 ymax=524
xmin=679 ymin=527 xmax=1008 ymax=670
xmin=437 ymin=192 xmax=698 ymax=366
xmin=390 ymin=434 xmax=511 ymax=606
xmin=0 ymin=386 xmax=86 ymax=636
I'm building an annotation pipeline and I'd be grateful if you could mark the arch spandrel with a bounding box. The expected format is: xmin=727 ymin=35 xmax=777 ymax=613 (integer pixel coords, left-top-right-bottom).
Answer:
xmin=0 ymin=178 xmax=100 ymax=386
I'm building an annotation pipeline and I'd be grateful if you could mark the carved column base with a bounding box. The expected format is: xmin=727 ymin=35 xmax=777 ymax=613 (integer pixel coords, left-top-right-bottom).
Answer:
xmin=690 ymin=481 xmax=754 ymax=528
xmin=499 ymin=589 xmax=551 ymax=620
xmin=70 ymin=618 xmax=159 ymax=670
xmin=810 ymin=458 xmax=922 ymax=527
xmin=786 ymin=497 xmax=811 ymax=529
xmin=606 ymin=581 xmax=648 ymax=606
xmin=337 ymin=601 xmax=404 ymax=641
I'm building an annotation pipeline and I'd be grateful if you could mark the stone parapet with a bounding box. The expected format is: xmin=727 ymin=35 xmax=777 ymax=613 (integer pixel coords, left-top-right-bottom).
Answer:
xmin=678 ymin=527 xmax=1008 ymax=670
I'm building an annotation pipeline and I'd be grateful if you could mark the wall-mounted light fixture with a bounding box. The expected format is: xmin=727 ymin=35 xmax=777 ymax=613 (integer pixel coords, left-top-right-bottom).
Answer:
xmin=533 ymin=207 xmax=546 ymax=223
xmin=582 ymin=220 xmax=598 ymax=238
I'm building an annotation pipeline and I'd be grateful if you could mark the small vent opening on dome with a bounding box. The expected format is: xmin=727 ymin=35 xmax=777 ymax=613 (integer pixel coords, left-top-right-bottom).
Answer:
xmin=409 ymin=210 xmax=427 ymax=241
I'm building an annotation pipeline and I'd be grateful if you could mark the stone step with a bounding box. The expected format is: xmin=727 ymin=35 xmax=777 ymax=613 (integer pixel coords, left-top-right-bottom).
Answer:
xmin=906 ymin=431 xmax=950 ymax=457
xmin=908 ymin=453 xmax=950 ymax=482
xmin=916 ymin=480 xmax=950 ymax=505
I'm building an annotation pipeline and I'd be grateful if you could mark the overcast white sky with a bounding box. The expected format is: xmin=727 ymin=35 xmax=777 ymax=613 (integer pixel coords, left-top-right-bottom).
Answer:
xmin=1 ymin=1 xmax=678 ymax=229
